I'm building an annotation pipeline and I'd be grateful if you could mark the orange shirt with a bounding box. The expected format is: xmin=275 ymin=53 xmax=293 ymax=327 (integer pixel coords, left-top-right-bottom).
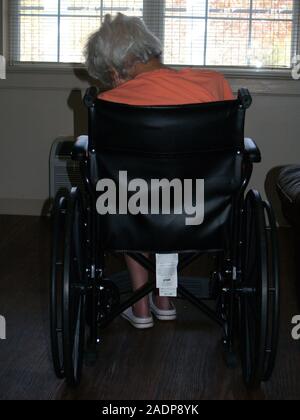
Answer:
xmin=99 ymin=68 xmax=234 ymax=105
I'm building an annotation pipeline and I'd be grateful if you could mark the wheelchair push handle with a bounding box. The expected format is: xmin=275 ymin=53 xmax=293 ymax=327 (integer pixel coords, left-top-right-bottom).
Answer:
xmin=83 ymin=87 xmax=99 ymax=108
xmin=238 ymin=89 xmax=252 ymax=109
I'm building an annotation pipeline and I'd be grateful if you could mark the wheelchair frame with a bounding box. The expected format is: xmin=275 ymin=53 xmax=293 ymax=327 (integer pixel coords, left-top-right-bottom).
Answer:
xmin=50 ymin=88 xmax=280 ymax=389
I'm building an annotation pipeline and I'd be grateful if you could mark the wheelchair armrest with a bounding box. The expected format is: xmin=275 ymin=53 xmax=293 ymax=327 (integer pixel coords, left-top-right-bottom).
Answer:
xmin=244 ymin=138 xmax=261 ymax=163
xmin=72 ymin=135 xmax=89 ymax=161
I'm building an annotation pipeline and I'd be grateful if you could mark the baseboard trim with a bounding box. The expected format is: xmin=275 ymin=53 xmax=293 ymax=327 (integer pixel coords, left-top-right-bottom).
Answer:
xmin=0 ymin=198 xmax=49 ymax=216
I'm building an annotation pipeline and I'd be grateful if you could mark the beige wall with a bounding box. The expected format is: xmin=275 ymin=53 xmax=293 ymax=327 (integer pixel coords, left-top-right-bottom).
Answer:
xmin=0 ymin=68 xmax=300 ymax=225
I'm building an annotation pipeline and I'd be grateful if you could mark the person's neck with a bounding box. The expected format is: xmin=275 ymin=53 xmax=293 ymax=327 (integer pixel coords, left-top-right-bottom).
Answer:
xmin=131 ymin=59 xmax=169 ymax=78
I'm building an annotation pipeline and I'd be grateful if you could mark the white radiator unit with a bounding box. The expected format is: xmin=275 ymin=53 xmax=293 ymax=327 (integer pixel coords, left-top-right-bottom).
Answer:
xmin=50 ymin=137 xmax=83 ymax=200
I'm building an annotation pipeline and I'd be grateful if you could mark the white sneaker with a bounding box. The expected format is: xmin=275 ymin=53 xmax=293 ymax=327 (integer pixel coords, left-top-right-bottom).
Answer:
xmin=149 ymin=293 xmax=177 ymax=321
xmin=121 ymin=307 xmax=154 ymax=330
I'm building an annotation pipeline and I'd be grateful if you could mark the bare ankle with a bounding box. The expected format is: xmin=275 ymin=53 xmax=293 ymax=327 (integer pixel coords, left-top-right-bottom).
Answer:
xmin=154 ymin=295 xmax=172 ymax=310
xmin=133 ymin=300 xmax=150 ymax=318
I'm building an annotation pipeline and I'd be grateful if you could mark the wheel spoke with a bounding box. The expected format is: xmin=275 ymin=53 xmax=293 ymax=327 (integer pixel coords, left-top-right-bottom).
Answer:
xmin=72 ymin=297 xmax=83 ymax=380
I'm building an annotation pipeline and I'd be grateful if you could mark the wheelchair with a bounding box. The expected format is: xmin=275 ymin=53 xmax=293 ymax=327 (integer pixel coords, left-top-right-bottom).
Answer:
xmin=50 ymin=87 xmax=280 ymax=389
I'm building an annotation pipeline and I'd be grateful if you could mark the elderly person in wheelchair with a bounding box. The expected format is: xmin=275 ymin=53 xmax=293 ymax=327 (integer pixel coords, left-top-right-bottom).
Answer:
xmin=50 ymin=13 xmax=280 ymax=389
xmin=85 ymin=13 xmax=234 ymax=326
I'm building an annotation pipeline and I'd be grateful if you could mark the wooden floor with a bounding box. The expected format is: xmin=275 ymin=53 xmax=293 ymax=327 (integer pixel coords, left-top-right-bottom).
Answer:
xmin=0 ymin=215 xmax=300 ymax=400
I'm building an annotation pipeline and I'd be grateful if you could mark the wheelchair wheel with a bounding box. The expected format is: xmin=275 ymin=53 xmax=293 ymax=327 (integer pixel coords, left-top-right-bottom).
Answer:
xmin=63 ymin=188 xmax=87 ymax=386
xmin=262 ymin=201 xmax=280 ymax=382
xmin=240 ymin=190 xmax=280 ymax=388
xmin=50 ymin=194 xmax=67 ymax=379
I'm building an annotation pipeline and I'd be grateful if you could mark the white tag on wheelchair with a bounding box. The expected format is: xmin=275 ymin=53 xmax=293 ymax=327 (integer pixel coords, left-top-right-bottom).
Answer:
xmin=156 ymin=254 xmax=178 ymax=297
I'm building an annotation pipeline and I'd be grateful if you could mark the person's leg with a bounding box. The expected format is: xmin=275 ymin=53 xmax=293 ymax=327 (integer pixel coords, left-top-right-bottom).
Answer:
xmin=125 ymin=254 xmax=151 ymax=318
xmin=125 ymin=255 xmax=173 ymax=317
xmin=154 ymin=293 xmax=173 ymax=310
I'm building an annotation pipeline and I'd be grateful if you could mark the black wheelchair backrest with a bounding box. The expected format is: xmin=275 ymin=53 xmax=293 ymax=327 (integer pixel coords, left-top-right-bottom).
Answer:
xmin=85 ymin=93 xmax=250 ymax=253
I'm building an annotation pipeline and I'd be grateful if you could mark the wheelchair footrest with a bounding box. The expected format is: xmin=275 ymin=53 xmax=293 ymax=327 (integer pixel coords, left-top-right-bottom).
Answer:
xmin=109 ymin=271 xmax=211 ymax=299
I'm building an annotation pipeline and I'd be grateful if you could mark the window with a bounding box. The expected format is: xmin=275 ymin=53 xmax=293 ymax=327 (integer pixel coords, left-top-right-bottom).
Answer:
xmin=164 ymin=0 xmax=296 ymax=68
xmin=10 ymin=0 xmax=143 ymax=63
xmin=9 ymin=0 xmax=299 ymax=69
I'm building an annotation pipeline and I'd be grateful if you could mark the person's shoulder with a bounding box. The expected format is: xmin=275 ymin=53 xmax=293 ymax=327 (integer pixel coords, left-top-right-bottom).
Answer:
xmin=180 ymin=68 xmax=233 ymax=100
xmin=99 ymin=78 xmax=141 ymax=99
xmin=99 ymin=76 xmax=155 ymax=105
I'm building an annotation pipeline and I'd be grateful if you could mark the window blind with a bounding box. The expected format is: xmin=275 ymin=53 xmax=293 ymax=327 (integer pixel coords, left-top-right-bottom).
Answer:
xmin=9 ymin=0 xmax=298 ymax=69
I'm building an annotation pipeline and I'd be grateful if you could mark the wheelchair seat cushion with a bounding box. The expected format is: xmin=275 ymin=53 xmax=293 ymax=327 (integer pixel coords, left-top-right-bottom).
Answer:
xmin=277 ymin=165 xmax=300 ymax=229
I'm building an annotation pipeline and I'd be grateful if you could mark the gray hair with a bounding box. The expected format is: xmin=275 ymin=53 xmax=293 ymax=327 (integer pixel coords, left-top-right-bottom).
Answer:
xmin=84 ymin=13 xmax=163 ymax=89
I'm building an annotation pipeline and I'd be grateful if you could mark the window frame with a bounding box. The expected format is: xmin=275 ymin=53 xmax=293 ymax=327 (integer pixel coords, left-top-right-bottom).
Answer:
xmin=2 ymin=0 xmax=300 ymax=79
xmin=292 ymin=0 xmax=300 ymax=58
xmin=0 ymin=0 xmax=7 ymax=57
